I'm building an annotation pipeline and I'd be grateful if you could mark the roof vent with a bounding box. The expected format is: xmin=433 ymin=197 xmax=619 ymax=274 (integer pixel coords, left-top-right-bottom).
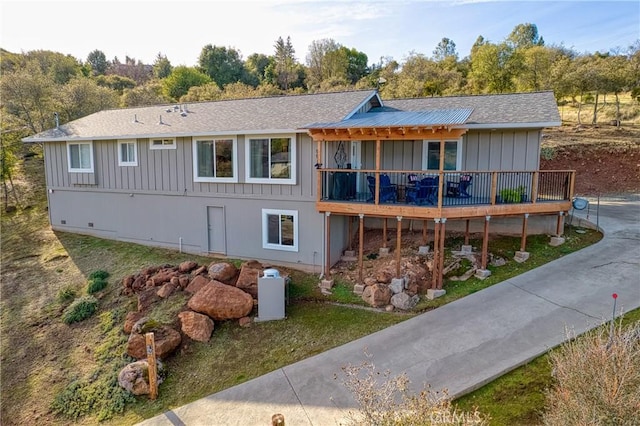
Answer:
xmin=166 ymin=108 xmax=172 ymax=113
xmin=133 ymin=114 xmax=138 ymax=123
xmin=54 ymin=112 xmax=59 ymax=128
xmin=158 ymin=115 xmax=164 ymax=125
xmin=174 ymin=105 xmax=180 ymax=111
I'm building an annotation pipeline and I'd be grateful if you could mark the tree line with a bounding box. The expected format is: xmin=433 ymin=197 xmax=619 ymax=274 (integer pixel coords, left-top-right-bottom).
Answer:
xmin=1 ymin=23 xmax=639 ymax=202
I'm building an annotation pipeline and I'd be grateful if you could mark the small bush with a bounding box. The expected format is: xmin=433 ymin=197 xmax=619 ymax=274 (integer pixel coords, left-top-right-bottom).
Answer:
xmin=338 ymin=351 xmax=486 ymax=425
xmin=89 ymin=270 xmax=109 ymax=280
xmin=543 ymin=319 xmax=640 ymax=425
xmin=540 ymin=146 xmax=556 ymax=161
xmin=86 ymin=278 xmax=107 ymax=294
xmin=57 ymin=286 xmax=77 ymax=304
xmin=62 ymin=295 xmax=98 ymax=324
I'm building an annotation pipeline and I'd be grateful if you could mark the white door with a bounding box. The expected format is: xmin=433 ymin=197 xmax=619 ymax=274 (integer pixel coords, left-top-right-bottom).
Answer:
xmin=207 ymin=206 xmax=226 ymax=254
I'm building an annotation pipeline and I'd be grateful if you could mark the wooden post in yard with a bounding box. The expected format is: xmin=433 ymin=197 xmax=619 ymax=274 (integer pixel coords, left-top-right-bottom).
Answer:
xmin=145 ymin=332 xmax=158 ymax=400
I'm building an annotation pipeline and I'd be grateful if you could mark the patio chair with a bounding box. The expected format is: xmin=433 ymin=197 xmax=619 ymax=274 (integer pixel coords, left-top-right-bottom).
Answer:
xmin=446 ymin=174 xmax=473 ymax=198
xmin=367 ymin=174 xmax=397 ymax=203
xmin=406 ymin=176 xmax=438 ymax=205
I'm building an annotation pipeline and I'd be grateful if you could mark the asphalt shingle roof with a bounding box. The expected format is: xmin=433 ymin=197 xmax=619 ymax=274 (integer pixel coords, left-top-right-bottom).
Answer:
xmin=23 ymin=90 xmax=560 ymax=143
xmin=24 ymin=90 xmax=380 ymax=142
xmin=380 ymin=91 xmax=560 ymax=126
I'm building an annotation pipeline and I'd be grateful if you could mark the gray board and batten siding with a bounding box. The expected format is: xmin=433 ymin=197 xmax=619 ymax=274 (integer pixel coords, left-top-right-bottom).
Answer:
xmin=44 ymin=132 xmax=328 ymax=271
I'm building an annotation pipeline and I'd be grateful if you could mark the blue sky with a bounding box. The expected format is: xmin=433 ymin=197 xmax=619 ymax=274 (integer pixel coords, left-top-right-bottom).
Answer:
xmin=1 ymin=0 xmax=638 ymax=67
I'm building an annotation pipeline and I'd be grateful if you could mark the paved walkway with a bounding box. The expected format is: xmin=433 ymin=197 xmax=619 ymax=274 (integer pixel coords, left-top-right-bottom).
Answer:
xmin=138 ymin=195 xmax=640 ymax=426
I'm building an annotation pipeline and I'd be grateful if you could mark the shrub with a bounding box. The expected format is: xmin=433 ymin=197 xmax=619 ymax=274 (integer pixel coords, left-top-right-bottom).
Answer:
xmin=543 ymin=319 xmax=640 ymax=425
xmin=62 ymin=295 xmax=98 ymax=324
xmin=540 ymin=146 xmax=556 ymax=161
xmin=338 ymin=351 xmax=486 ymax=425
xmin=57 ymin=285 xmax=77 ymax=304
xmin=89 ymin=270 xmax=109 ymax=280
xmin=87 ymin=278 xmax=107 ymax=294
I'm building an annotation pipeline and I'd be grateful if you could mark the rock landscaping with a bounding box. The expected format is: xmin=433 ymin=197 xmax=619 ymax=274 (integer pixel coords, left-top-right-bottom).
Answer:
xmin=117 ymin=259 xmax=286 ymax=395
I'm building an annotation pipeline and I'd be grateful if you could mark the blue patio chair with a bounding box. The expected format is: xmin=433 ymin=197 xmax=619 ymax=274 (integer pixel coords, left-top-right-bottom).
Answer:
xmin=367 ymin=174 xmax=397 ymax=203
xmin=446 ymin=174 xmax=473 ymax=198
xmin=406 ymin=176 xmax=438 ymax=205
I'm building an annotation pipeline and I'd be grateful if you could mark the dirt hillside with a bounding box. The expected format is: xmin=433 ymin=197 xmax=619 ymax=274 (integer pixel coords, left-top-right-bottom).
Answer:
xmin=540 ymin=124 xmax=640 ymax=196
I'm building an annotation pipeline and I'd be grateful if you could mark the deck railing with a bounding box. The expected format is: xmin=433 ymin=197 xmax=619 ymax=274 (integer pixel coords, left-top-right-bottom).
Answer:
xmin=320 ymin=169 xmax=574 ymax=207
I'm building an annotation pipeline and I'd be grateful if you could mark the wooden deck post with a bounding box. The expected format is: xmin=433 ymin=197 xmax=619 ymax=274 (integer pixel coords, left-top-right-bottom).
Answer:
xmin=325 ymin=212 xmax=331 ymax=279
xmin=481 ymin=216 xmax=491 ymax=270
xmin=422 ymin=220 xmax=428 ymax=245
xmin=382 ymin=218 xmax=388 ymax=248
xmin=348 ymin=216 xmax=353 ymax=251
xmin=520 ymin=213 xmax=529 ymax=251
xmin=396 ymin=216 xmax=402 ymax=278
xmin=358 ymin=213 xmax=364 ymax=284
xmin=464 ymin=219 xmax=470 ymax=246
xmin=556 ymin=211 xmax=564 ymax=237
xmin=431 ymin=218 xmax=441 ymax=289
xmin=438 ymin=218 xmax=446 ymax=289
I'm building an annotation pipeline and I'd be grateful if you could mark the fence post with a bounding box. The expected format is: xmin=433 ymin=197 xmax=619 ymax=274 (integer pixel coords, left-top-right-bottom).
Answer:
xmin=145 ymin=332 xmax=158 ymax=400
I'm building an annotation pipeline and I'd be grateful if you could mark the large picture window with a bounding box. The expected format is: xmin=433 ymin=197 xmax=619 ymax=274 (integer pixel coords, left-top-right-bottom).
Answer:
xmin=422 ymin=140 xmax=461 ymax=171
xmin=118 ymin=139 xmax=137 ymax=166
xmin=67 ymin=142 xmax=94 ymax=172
xmin=194 ymin=137 xmax=237 ymax=182
xmin=262 ymin=209 xmax=298 ymax=252
xmin=246 ymin=135 xmax=296 ymax=184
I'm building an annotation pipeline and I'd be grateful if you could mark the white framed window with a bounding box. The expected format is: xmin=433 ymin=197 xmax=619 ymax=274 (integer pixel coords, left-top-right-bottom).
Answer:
xmin=149 ymin=138 xmax=176 ymax=150
xmin=67 ymin=141 xmax=94 ymax=173
xmin=193 ymin=137 xmax=237 ymax=182
xmin=421 ymin=139 xmax=462 ymax=171
xmin=246 ymin=135 xmax=296 ymax=184
xmin=118 ymin=139 xmax=138 ymax=166
xmin=262 ymin=209 xmax=298 ymax=252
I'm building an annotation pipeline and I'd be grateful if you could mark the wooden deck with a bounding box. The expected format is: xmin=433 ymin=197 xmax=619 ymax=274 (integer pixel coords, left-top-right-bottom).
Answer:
xmin=316 ymin=169 xmax=574 ymax=220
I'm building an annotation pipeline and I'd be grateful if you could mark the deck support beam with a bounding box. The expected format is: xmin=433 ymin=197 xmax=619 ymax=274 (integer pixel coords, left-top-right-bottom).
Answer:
xmin=382 ymin=218 xmax=387 ymax=248
xmin=556 ymin=211 xmax=564 ymax=237
xmin=437 ymin=218 xmax=446 ymax=289
xmin=324 ymin=212 xmax=331 ymax=278
xmin=347 ymin=216 xmax=353 ymax=251
xmin=431 ymin=218 xmax=441 ymax=289
xmin=464 ymin=219 xmax=470 ymax=245
xmin=422 ymin=220 xmax=428 ymax=245
xmin=396 ymin=216 xmax=402 ymax=278
xmin=481 ymin=216 xmax=491 ymax=270
xmin=358 ymin=213 xmax=364 ymax=284
xmin=520 ymin=213 xmax=529 ymax=251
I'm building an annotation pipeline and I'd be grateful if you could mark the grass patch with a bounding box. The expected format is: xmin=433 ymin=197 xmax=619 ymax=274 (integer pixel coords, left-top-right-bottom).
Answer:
xmin=454 ymin=308 xmax=640 ymax=425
